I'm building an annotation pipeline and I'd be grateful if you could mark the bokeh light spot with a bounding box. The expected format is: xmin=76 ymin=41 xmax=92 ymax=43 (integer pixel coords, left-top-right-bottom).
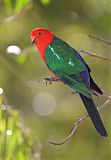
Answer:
xmin=33 ymin=92 xmax=56 ymax=116
xmin=6 ymin=130 xmax=12 ymax=136
xmin=33 ymin=152 xmax=41 ymax=160
xmin=41 ymin=0 xmax=51 ymax=5
xmin=83 ymin=0 xmax=104 ymax=18
xmin=0 ymin=87 xmax=3 ymax=94
xmin=1 ymin=105 xmax=6 ymax=110
xmin=69 ymin=11 xmax=80 ymax=22
xmin=6 ymin=45 xmax=21 ymax=55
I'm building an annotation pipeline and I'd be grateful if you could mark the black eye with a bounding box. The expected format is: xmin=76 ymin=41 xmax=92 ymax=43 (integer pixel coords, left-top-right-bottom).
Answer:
xmin=38 ymin=32 xmax=42 ymax=35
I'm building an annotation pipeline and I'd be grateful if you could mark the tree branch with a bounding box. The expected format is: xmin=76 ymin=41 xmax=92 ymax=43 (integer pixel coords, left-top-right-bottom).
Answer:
xmin=80 ymin=34 xmax=111 ymax=61
xmin=0 ymin=0 xmax=32 ymax=25
xmin=25 ymin=78 xmax=62 ymax=87
xmin=80 ymin=50 xmax=111 ymax=62
xmin=26 ymin=79 xmax=111 ymax=145
xmin=89 ymin=34 xmax=111 ymax=45
xmin=48 ymin=91 xmax=111 ymax=145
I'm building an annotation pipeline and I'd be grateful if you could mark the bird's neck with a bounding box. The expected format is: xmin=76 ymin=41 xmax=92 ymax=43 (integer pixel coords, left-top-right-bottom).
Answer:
xmin=36 ymin=35 xmax=54 ymax=61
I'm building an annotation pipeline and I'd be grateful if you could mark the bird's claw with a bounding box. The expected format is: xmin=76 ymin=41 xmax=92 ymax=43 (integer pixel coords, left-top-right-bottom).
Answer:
xmin=44 ymin=77 xmax=52 ymax=85
xmin=44 ymin=77 xmax=61 ymax=85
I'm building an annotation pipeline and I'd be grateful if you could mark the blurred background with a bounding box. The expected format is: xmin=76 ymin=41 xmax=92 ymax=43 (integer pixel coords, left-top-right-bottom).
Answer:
xmin=0 ymin=0 xmax=111 ymax=159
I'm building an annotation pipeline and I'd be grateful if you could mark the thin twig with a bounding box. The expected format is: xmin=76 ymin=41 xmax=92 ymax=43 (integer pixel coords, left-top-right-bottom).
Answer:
xmin=25 ymin=78 xmax=62 ymax=87
xmin=0 ymin=0 xmax=32 ymax=24
xmin=48 ymin=93 xmax=111 ymax=145
xmin=81 ymin=50 xmax=111 ymax=61
xmin=89 ymin=34 xmax=111 ymax=45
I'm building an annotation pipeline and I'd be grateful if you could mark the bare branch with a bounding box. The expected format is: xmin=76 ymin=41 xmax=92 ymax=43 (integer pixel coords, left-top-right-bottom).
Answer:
xmin=25 ymin=78 xmax=62 ymax=87
xmin=89 ymin=34 xmax=111 ymax=45
xmin=0 ymin=0 xmax=32 ymax=24
xmin=48 ymin=92 xmax=111 ymax=145
xmin=81 ymin=50 xmax=111 ymax=62
xmin=26 ymin=79 xmax=111 ymax=145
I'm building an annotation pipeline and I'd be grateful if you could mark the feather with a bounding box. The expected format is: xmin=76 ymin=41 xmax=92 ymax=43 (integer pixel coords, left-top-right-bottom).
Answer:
xmin=79 ymin=93 xmax=107 ymax=137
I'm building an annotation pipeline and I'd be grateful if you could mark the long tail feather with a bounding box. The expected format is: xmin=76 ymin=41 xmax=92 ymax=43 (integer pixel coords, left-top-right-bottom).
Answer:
xmin=79 ymin=93 xmax=107 ymax=137
xmin=90 ymin=76 xmax=103 ymax=94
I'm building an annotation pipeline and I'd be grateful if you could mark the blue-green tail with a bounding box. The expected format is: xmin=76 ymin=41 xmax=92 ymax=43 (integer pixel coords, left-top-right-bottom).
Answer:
xmin=80 ymin=93 xmax=107 ymax=137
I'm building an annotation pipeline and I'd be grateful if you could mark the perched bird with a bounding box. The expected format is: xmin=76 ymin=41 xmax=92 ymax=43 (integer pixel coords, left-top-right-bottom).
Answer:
xmin=30 ymin=28 xmax=107 ymax=137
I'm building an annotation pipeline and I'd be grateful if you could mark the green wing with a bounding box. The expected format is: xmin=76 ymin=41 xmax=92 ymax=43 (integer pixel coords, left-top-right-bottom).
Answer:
xmin=45 ymin=37 xmax=92 ymax=98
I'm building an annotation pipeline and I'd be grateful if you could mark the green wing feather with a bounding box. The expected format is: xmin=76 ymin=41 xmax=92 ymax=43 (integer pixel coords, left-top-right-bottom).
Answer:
xmin=45 ymin=37 xmax=92 ymax=98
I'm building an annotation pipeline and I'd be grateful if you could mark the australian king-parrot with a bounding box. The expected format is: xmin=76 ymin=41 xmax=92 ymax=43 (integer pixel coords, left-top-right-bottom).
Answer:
xmin=30 ymin=28 xmax=107 ymax=137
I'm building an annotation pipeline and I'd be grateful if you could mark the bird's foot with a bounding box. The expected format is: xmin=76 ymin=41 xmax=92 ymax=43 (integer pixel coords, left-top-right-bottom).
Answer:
xmin=44 ymin=76 xmax=61 ymax=85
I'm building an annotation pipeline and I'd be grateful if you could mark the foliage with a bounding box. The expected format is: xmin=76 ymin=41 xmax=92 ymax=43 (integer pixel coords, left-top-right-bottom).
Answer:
xmin=4 ymin=0 xmax=31 ymax=13
xmin=0 ymin=95 xmax=39 ymax=160
xmin=40 ymin=0 xmax=51 ymax=6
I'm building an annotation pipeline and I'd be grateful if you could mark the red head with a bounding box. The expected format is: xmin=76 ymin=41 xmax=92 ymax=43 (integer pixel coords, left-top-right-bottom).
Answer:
xmin=30 ymin=28 xmax=54 ymax=61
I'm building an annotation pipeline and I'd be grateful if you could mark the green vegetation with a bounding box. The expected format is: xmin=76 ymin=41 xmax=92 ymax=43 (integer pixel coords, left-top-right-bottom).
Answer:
xmin=0 ymin=95 xmax=40 ymax=160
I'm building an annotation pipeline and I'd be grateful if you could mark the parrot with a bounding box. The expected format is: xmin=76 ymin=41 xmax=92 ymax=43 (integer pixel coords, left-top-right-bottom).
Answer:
xmin=30 ymin=28 xmax=108 ymax=137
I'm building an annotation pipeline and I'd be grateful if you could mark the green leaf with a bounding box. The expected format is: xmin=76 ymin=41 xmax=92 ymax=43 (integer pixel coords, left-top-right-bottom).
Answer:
xmin=40 ymin=0 xmax=51 ymax=6
xmin=0 ymin=105 xmax=39 ymax=159
xmin=4 ymin=0 xmax=31 ymax=14
xmin=14 ymin=0 xmax=30 ymax=12
xmin=4 ymin=0 xmax=13 ymax=13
